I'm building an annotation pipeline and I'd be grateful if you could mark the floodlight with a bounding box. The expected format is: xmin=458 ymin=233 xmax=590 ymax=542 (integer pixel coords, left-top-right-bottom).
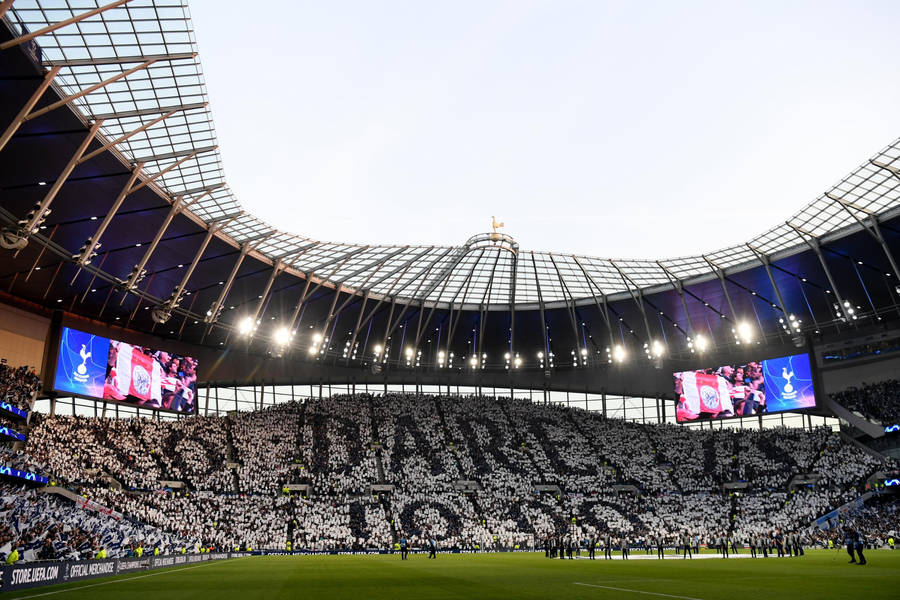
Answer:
xmin=736 ymin=321 xmax=754 ymax=343
xmin=274 ymin=327 xmax=291 ymax=346
xmin=694 ymin=334 xmax=708 ymax=352
xmin=237 ymin=316 xmax=255 ymax=335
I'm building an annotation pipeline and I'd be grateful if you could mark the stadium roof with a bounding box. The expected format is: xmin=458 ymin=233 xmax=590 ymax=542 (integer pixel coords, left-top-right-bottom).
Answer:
xmin=1 ymin=1 xmax=900 ymax=368
xmin=3 ymin=0 xmax=900 ymax=311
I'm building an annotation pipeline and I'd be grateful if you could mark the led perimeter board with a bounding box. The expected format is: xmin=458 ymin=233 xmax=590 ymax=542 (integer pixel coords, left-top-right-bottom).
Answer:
xmin=52 ymin=326 xmax=198 ymax=414
xmin=673 ymin=352 xmax=816 ymax=422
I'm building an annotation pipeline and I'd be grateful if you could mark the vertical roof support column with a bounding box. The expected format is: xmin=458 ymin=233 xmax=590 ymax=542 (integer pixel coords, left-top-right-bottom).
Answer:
xmin=152 ymin=216 xmax=233 ymax=324
xmin=548 ymin=254 xmax=582 ymax=355
xmin=250 ymin=259 xmax=286 ymax=325
xmin=509 ymin=252 xmax=518 ymax=360
xmin=287 ymin=256 xmax=361 ymax=339
xmin=121 ymin=195 xmax=195 ymax=302
xmin=71 ymin=162 xmax=145 ymax=279
xmin=572 ymin=256 xmax=615 ymax=351
xmin=530 ymin=252 xmax=550 ymax=362
xmin=11 ymin=119 xmax=103 ymax=251
xmin=201 ymin=242 xmax=253 ymax=341
xmin=413 ymin=301 xmax=425 ymax=359
xmin=702 ymin=256 xmax=738 ymax=322
xmin=747 ymin=245 xmax=788 ymax=316
xmin=287 ymin=277 xmax=314 ymax=333
xmin=657 ymin=263 xmax=697 ymax=343
xmin=381 ymin=300 xmax=398 ymax=361
xmin=345 ymin=291 xmax=369 ymax=364
xmin=437 ymin=249 xmax=483 ymax=364
xmin=476 ymin=251 xmax=501 ymax=366
xmin=610 ymin=260 xmax=653 ymax=343
xmin=320 ymin=285 xmax=344 ymax=336
xmin=787 ymin=223 xmax=848 ymax=320
xmin=827 ymin=192 xmax=900 ymax=284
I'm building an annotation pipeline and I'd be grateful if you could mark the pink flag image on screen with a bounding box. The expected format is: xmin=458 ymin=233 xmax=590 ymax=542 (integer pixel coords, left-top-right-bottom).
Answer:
xmin=114 ymin=343 xmax=163 ymax=403
xmin=679 ymin=371 xmax=733 ymax=418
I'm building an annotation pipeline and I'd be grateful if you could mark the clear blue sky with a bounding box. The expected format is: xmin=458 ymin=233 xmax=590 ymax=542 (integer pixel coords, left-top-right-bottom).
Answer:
xmin=189 ymin=0 xmax=900 ymax=258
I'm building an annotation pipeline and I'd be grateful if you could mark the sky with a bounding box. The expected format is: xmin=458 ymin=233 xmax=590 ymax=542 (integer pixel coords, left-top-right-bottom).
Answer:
xmin=189 ymin=0 xmax=900 ymax=259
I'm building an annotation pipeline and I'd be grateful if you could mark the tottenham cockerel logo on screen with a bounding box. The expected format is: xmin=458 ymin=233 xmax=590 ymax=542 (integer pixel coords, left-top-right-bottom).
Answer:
xmin=699 ymin=385 xmax=719 ymax=410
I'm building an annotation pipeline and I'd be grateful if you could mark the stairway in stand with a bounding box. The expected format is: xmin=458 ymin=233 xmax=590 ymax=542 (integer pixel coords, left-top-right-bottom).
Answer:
xmin=225 ymin=416 xmax=240 ymax=493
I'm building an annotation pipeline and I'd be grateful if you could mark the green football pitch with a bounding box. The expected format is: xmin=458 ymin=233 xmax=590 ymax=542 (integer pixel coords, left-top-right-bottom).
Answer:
xmin=4 ymin=550 xmax=897 ymax=600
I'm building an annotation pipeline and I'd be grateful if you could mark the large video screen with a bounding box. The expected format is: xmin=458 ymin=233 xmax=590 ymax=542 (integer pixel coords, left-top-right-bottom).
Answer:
xmin=53 ymin=327 xmax=198 ymax=414
xmin=673 ymin=352 xmax=815 ymax=422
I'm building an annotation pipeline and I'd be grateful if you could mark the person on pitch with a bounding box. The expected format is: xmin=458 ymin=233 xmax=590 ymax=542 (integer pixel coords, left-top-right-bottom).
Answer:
xmin=844 ymin=528 xmax=857 ymax=564
xmin=855 ymin=530 xmax=867 ymax=566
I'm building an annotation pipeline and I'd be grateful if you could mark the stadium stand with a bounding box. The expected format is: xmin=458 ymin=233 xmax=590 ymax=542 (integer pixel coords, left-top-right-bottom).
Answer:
xmin=0 ymin=483 xmax=195 ymax=561
xmin=0 ymin=390 xmax=890 ymax=559
xmin=830 ymin=379 xmax=900 ymax=426
xmin=0 ymin=363 xmax=40 ymax=412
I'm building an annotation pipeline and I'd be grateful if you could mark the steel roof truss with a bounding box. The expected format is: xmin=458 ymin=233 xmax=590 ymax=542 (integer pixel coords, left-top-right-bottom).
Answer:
xmin=71 ymin=161 xmax=145 ymax=278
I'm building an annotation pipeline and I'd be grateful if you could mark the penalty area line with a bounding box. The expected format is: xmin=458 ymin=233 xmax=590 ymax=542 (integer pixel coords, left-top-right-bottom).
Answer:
xmin=9 ymin=559 xmax=239 ymax=600
xmin=574 ymin=582 xmax=705 ymax=600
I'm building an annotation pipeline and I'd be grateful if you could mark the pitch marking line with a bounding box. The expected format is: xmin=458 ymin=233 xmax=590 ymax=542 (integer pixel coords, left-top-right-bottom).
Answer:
xmin=574 ymin=582 xmax=704 ymax=600
xmin=9 ymin=558 xmax=247 ymax=599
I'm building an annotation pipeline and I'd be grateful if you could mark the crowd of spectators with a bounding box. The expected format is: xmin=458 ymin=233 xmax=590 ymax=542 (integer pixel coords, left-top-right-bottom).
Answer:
xmin=808 ymin=494 xmax=900 ymax=549
xmin=0 ymin=391 xmax=894 ymax=561
xmin=0 ymin=362 xmax=40 ymax=411
xmin=822 ymin=337 xmax=900 ymax=363
xmin=831 ymin=379 xmax=900 ymax=426
xmin=0 ymin=483 xmax=194 ymax=562
xmin=836 ymin=495 xmax=899 ymax=547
